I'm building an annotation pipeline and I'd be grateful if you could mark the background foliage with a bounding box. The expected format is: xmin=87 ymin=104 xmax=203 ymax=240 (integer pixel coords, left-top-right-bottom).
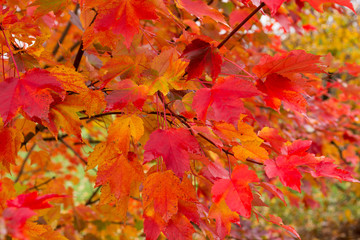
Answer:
xmin=0 ymin=0 xmax=359 ymax=239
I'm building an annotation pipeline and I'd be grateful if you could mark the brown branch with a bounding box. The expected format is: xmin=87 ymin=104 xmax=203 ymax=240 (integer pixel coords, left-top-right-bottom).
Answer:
xmin=59 ymin=138 xmax=87 ymax=164
xmin=15 ymin=144 xmax=36 ymax=183
xmin=330 ymin=141 xmax=348 ymax=164
xmin=52 ymin=4 xmax=80 ymax=56
xmin=73 ymin=41 xmax=84 ymax=71
xmin=21 ymin=124 xmax=46 ymax=148
xmin=73 ymin=10 xmax=98 ymax=71
xmin=79 ymin=111 xmax=124 ymax=120
xmin=27 ymin=177 xmax=56 ymax=191
xmin=217 ymin=2 xmax=265 ymax=49
xmin=56 ymin=41 xmax=81 ymax=62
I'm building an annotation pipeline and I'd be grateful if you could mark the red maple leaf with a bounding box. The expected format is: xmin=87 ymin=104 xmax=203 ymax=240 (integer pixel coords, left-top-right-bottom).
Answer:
xmin=7 ymin=191 xmax=65 ymax=209
xmin=262 ymin=0 xmax=286 ymax=15
xmin=302 ymin=0 xmax=355 ymax=13
xmin=93 ymin=0 xmax=158 ymax=48
xmin=264 ymin=140 xmax=314 ymax=192
xmin=105 ymin=79 xmax=147 ymax=111
xmin=0 ymin=68 xmax=65 ymax=125
xmin=211 ymin=165 xmax=259 ymax=218
xmin=143 ymin=128 xmax=201 ymax=177
xmin=3 ymin=192 xmax=65 ymax=239
xmin=256 ymin=73 xmax=308 ymax=112
xmin=253 ymin=50 xmax=323 ymax=80
xmin=193 ymin=76 xmax=260 ymax=123
xmin=253 ymin=50 xmax=324 ymax=112
xmin=181 ymin=39 xmax=222 ymax=80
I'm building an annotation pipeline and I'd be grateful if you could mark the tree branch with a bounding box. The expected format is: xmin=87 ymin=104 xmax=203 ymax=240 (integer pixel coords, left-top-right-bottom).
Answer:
xmin=15 ymin=144 xmax=36 ymax=183
xmin=217 ymin=2 xmax=265 ymax=49
xmin=85 ymin=186 xmax=101 ymax=205
xmin=27 ymin=177 xmax=56 ymax=191
xmin=59 ymin=138 xmax=87 ymax=164
xmin=52 ymin=4 xmax=80 ymax=56
xmin=73 ymin=10 xmax=98 ymax=71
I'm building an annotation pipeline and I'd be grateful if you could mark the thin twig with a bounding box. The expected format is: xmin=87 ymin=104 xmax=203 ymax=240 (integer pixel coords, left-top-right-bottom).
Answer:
xmin=52 ymin=4 xmax=80 ymax=56
xmin=73 ymin=11 xmax=98 ymax=71
xmin=27 ymin=177 xmax=56 ymax=191
xmin=85 ymin=187 xmax=101 ymax=205
xmin=21 ymin=124 xmax=46 ymax=148
xmin=15 ymin=144 xmax=36 ymax=183
xmin=217 ymin=2 xmax=265 ymax=49
xmin=59 ymin=138 xmax=87 ymax=164
xmin=79 ymin=111 xmax=124 ymax=120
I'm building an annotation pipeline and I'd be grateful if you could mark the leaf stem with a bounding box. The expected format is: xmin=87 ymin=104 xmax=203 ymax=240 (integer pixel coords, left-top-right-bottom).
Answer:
xmin=0 ymin=25 xmax=20 ymax=78
xmin=1 ymin=44 xmax=5 ymax=80
xmin=217 ymin=2 xmax=265 ymax=49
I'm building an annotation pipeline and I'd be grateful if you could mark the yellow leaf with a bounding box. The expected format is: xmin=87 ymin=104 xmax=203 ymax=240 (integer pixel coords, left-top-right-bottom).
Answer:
xmin=233 ymin=144 xmax=268 ymax=162
xmin=78 ymin=90 xmax=106 ymax=116
xmin=107 ymin=114 xmax=144 ymax=154
xmin=49 ymin=65 xmax=88 ymax=93
xmin=0 ymin=125 xmax=23 ymax=171
xmin=208 ymin=199 xmax=239 ymax=237
xmin=146 ymin=48 xmax=188 ymax=95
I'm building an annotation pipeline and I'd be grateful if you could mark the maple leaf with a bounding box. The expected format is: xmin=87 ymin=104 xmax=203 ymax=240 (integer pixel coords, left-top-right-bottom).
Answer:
xmin=181 ymin=39 xmax=222 ymax=80
xmin=175 ymin=0 xmax=226 ymax=25
xmin=211 ymin=165 xmax=259 ymax=218
xmin=163 ymin=213 xmax=195 ymax=240
xmin=208 ymin=199 xmax=240 ymax=239
xmin=2 ymin=207 xmax=36 ymax=239
xmin=230 ymin=8 xmax=259 ymax=29
xmin=147 ymin=48 xmax=188 ymax=95
xmin=6 ymin=191 xmax=64 ymax=209
xmin=268 ymin=214 xmax=301 ymax=239
xmin=42 ymin=95 xmax=84 ymax=139
xmin=256 ymin=73 xmax=308 ymax=112
xmin=264 ymin=156 xmax=303 ymax=192
xmin=302 ymin=0 xmax=355 ymax=13
xmin=192 ymin=76 xmax=260 ymax=123
xmin=262 ymin=0 xmax=286 ymax=16
xmin=93 ymin=150 xmax=144 ymax=214
xmin=3 ymin=192 xmax=65 ymax=239
xmin=142 ymin=171 xmax=198 ymax=240
xmin=143 ymin=128 xmax=201 ymax=177
xmin=258 ymin=127 xmax=287 ymax=153
xmin=48 ymin=65 xmax=89 ymax=93
xmin=142 ymin=171 xmax=184 ymax=222
xmin=0 ymin=68 xmax=65 ymax=125
xmin=105 ymin=79 xmax=148 ymax=112
xmin=311 ymin=160 xmax=360 ymax=183
xmin=0 ymin=125 xmax=23 ymax=171
xmin=253 ymin=50 xmax=324 ymax=80
xmin=264 ymin=140 xmax=315 ymax=192
xmin=92 ymin=0 xmax=158 ymax=48
xmin=106 ymin=114 xmax=144 ymax=154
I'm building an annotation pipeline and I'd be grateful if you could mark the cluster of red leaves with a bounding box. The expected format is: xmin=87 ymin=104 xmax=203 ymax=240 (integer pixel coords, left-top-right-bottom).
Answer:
xmin=0 ymin=0 xmax=359 ymax=239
